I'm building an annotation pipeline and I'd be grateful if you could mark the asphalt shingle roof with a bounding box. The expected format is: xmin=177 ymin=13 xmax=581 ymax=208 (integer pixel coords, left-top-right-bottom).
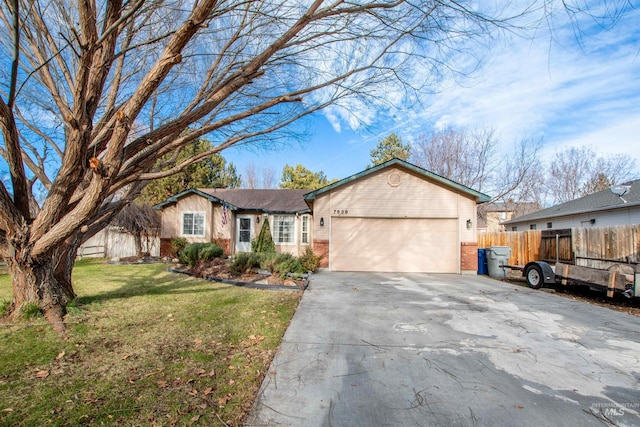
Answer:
xmin=198 ymin=188 xmax=310 ymax=213
xmin=503 ymin=179 xmax=640 ymax=224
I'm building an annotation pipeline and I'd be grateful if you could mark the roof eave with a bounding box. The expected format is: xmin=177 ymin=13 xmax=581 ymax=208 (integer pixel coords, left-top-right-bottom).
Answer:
xmin=304 ymin=158 xmax=491 ymax=202
xmin=152 ymin=188 xmax=240 ymax=210
xmin=503 ymin=200 xmax=640 ymax=225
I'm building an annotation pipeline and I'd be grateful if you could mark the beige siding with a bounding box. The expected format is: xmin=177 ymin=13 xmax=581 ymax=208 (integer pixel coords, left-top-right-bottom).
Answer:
xmin=212 ymin=204 xmax=233 ymax=240
xmin=313 ymin=166 xmax=479 ymax=273
xmin=312 ymin=197 xmax=330 ymax=241
xmin=159 ymin=194 xmax=213 ymax=243
xmin=160 ymin=204 xmax=178 ymax=238
xmin=328 ymin=167 xmax=460 ymax=218
xmin=457 ymin=195 xmax=477 ymax=242
xmin=331 ymin=218 xmax=458 ymax=273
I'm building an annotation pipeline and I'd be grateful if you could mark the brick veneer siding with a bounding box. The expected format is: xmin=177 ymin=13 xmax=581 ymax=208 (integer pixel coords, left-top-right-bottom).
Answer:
xmin=160 ymin=238 xmax=173 ymax=257
xmin=460 ymin=242 xmax=478 ymax=273
xmin=216 ymin=239 xmax=231 ymax=257
xmin=313 ymin=240 xmax=330 ymax=268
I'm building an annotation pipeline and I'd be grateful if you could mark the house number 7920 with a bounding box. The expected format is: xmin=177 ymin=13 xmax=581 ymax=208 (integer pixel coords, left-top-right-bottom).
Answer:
xmin=333 ymin=209 xmax=349 ymax=215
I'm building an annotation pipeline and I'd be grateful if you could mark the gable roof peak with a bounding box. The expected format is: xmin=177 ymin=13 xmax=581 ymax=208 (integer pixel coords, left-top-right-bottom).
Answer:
xmin=304 ymin=158 xmax=491 ymax=203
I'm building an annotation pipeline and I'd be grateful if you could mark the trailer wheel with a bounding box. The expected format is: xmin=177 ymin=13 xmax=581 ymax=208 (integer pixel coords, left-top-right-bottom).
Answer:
xmin=525 ymin=265 xmax=544 ymax=289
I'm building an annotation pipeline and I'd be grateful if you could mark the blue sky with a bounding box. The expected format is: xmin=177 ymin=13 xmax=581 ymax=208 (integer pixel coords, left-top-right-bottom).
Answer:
xmin=224 ymin=3 xmax=640 ymax=184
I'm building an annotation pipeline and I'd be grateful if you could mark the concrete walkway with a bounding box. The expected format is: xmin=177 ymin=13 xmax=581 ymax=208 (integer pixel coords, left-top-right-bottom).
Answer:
xmin=247 ymin=271 xmax=640 ymax=426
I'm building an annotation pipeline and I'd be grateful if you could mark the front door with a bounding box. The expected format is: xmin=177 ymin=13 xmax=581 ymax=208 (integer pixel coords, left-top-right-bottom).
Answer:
xmin=236 ymin=215 xmax=253 ymax=252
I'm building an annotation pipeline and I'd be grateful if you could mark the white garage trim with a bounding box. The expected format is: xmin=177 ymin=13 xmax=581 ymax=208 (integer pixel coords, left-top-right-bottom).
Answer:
xmin=330 ymin=217 xmax=459 ymax=273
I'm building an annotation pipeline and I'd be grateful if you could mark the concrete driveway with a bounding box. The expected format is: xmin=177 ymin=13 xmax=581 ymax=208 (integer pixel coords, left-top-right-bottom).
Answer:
xmin=247 ymin=272 xmax=640 ymax=426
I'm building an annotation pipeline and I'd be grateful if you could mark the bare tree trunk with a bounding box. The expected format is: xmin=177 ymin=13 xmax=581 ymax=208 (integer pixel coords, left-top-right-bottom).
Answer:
xmin=8 ymin=238 xmax=77 ymax=336
xmin=134 ymin=233 xmax=142 ymax=257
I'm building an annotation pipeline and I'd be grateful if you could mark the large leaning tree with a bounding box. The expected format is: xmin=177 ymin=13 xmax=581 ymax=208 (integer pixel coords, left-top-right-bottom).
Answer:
xmin=0 ymin=0 xmax=534 ymax=332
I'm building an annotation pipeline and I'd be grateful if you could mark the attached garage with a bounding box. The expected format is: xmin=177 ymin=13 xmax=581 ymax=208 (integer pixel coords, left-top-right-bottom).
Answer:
xmin=305 ymin=159 xmax=491 ymax=274
xmin=330 ymin=217 xmax=459 ymax=273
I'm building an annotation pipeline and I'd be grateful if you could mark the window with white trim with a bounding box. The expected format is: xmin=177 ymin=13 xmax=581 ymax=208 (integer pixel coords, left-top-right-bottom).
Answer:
xmin=301 ymin=215 xmax=310 ymax=244
xmin=272 ymin=215 xmax=295 ymax=244
xmin=182 ymin=212 xmax=205 ymax=237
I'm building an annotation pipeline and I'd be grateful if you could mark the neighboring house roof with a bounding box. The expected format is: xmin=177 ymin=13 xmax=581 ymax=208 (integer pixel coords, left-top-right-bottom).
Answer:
xmin=304 ymin=158 xmax=492 ymax=203
xmin=477 ymin=201 xmax=540 ymax=228
xmin=503 ymin=179 xmax=640 ymax=225
xmin=153 ymin=188 xmax=311 ymax=214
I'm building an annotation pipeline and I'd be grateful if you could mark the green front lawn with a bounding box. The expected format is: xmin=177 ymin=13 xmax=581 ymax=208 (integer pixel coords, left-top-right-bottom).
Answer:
xmin=0 ymin=259 xmax=301 ymax=426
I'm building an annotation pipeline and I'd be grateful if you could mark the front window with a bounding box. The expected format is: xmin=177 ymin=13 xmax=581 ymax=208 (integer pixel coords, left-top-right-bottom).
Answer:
xmin=182 ymin=212 xmax=205 ymax=237
xmin=530 ymin=224 xmax=537 ymax=230
xmin=301 ymin=215 xmax=310 ymax=244
xmin=273 ymin=215 xmax=295 ymax=244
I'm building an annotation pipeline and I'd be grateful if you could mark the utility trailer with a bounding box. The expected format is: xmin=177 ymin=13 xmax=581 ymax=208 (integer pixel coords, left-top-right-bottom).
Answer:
xmin=505 ymin=261 xmax=639 ymax=299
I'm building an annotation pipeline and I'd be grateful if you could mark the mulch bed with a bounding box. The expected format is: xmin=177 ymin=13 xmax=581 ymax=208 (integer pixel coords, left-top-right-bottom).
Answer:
xmin=170 ymin=258 xmax=309 ymax=291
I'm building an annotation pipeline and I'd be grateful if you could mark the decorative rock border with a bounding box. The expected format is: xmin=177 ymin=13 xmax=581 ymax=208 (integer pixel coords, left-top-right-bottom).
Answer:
xmin=167 ymin=268 xmax=310 ymax=291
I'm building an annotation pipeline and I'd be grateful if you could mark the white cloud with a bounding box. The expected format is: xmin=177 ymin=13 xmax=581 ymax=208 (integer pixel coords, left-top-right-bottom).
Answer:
xmin=326 ymin=2 xmax=640 ymax=172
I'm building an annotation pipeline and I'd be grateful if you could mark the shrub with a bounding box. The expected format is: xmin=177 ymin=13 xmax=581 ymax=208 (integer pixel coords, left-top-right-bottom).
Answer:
xmin=251 ymin=218 xmax=276 ymax=254
xmin=170 ymin=237 xmax=188 ymax=257
xmin=199 ymin=244 xmax=224 ymax=262
xmin=179 ymin=243 xmax=223 ymax=266
xmin=299 ymin=247 xmax=321 ymax=273
xmin=272 ymin=253 xmax=304 ymax=279
xmin=259 ymin=251 xmax=278 ymax=271
xmin=229 ymin=252 xmax=263 ymax=275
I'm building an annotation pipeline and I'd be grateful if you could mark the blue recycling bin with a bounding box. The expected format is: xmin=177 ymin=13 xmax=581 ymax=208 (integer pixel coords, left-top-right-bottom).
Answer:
xmin=477 ymin=248 xmax=488 ymax=275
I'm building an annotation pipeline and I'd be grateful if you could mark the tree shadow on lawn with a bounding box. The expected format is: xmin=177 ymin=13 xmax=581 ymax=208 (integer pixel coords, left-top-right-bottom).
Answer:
xmin=75 ymin=267 xmax=235 ymax=306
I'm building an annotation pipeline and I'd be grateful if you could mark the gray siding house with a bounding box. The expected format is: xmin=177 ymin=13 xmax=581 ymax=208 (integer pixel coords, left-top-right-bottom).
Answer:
xmin=503 ymin=179 xmax=640 ymax=231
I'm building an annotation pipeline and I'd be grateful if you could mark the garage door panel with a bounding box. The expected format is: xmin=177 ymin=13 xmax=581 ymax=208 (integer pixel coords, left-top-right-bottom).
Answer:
xmin=330 ymin=218 xmax=458 ymax=273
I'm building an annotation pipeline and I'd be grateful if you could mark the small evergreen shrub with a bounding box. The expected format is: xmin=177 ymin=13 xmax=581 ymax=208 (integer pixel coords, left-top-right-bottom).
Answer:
xmin=170 ymin=237 xmax=188 ymax=257
xmin=229 ymin=252 xmax=263 ymax=275
xmin=272 ymin=253 xmax=304 ymax=279
xmin=179 ymin=243 xmax=223 ymax=266
xmin=259 ymin=251 xmax=278 ymax=271
xmin=251 ymin=218 xmax=276 ymax=254
xmin=299 ymin=247 xmax=321 ymax=272
xmin=199 ymin=244 xmax=224 ymax=262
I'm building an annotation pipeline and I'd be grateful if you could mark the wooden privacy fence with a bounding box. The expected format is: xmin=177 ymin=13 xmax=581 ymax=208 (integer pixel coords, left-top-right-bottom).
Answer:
xmin=477 ymin=230 xmax=541 ymax=266
xmin=478 ymin=224 xmax=640 ymax=269
xmin=573 ymin=225 xmax=640 ymax=269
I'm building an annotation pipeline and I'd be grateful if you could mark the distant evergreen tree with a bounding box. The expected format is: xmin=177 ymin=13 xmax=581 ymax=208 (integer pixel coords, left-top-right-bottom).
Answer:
xmin=139 ymin=138 xmax=241 ymax=205
xmin=369 ymin=133 xmax=411 ymax=166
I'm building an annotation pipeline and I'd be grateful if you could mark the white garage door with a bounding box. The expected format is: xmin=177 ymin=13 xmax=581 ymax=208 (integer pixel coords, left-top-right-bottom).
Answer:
xmin=330 ymin=217 xmax=459 ymax=273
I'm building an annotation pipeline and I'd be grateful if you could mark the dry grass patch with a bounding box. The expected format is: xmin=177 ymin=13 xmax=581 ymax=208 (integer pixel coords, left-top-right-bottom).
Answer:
xmin=0 ymin=259 xmax=301 ymax=426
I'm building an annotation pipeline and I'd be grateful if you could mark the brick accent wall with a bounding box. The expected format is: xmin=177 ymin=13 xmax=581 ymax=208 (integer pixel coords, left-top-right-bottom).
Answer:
xmin=216 ymin=239 xmax=231 ymax=257
xmin=160 ymin=238 xmax=173 ymax=257
xmin=313 ymin=240 xmax=330 ymax=268
xmin=460 ymin=242 xmax=478 ymax=273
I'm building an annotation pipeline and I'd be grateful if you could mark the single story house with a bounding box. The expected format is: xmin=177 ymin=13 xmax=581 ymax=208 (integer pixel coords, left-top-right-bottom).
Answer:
xmin=503 ymin=179 xmax=640 ymax=231
xmin=155 ymin=188 xmax=312 ymax=257
xmin=155 ymin=159 xmax=491 ymax=274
